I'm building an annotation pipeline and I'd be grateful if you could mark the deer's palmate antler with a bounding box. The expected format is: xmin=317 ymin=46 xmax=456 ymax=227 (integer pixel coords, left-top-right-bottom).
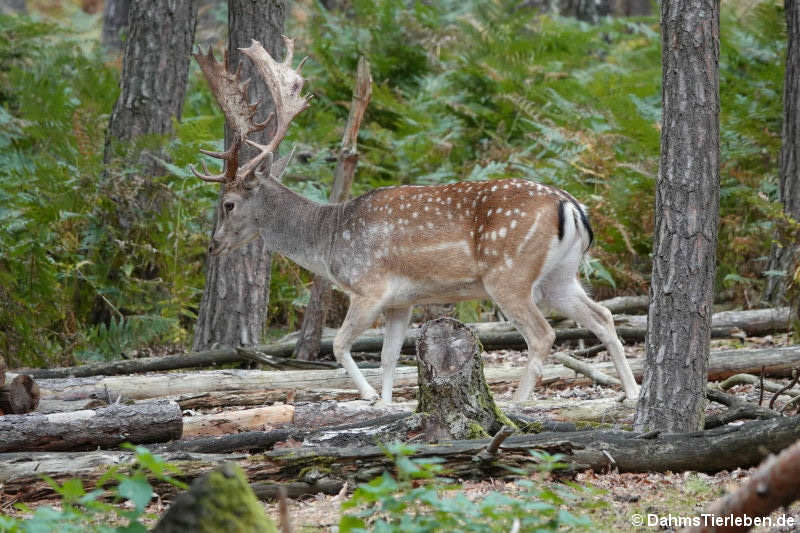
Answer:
xmin=191 ymin=37 xmax=641 ymax=405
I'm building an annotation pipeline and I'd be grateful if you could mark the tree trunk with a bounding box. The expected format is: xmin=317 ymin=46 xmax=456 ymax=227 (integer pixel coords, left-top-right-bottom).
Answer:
xmin=192 ymin=0 xmax=288 ymax=352
xmin=101 ymin=0 xmax=130 ymax=51
xmin=103 ymin=0 xmax=197 ymax=165
xmin=294 ymin=57 xmax=372 ymax=361
xmin=635 ymin=0 xmax=720 ymax=433
xmin=153 ymin=463 xmax=278 ymax=533
xmin=0 ymin=400 xmax=182 ymax=452
xmin=765 ymin=0 xmax=800 ymax=306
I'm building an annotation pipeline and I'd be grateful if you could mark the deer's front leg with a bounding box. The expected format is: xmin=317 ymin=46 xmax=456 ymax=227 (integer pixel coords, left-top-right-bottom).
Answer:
xmin=380 ymin=306 xmax=413 ymax=404
xmin=333 ymin=296 xmax=384 ymax=400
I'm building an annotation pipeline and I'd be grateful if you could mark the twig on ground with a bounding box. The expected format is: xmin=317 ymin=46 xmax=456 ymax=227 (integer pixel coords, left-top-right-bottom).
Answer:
xmin=769 ymin=369 xmax=799 ymax=410
xmin=474 ymin=425 xmax=515 ymax=461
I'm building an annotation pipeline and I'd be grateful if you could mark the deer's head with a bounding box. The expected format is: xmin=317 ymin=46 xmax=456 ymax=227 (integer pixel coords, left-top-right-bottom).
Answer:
xmin=190 ymin=38 xmax=311 ymax=255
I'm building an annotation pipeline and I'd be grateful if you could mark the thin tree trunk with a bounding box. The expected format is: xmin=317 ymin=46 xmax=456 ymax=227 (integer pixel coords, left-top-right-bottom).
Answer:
xmin=103 ymin=0 xmax=196 ymax=164
xmin=765 ymin=0 xmax=800 ymax=306
xmin=634 ymin=0 xmax=720 ymax=432
xmin=192 ymin=0 xmax=288 ymax=351
xmin=294 ymin=57 xmax=372 ymax=361
xmin=101 ymin=0 xmax=130 ymax=51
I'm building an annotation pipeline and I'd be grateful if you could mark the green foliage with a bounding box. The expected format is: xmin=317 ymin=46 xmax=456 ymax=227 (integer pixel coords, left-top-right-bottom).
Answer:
xmin=340 ymin=442 xmax=598 ymax=532
xmin=76 ymin=315 xmax=178 ymax=362
xmin=0 ymin=444 xmax=187 ymax=533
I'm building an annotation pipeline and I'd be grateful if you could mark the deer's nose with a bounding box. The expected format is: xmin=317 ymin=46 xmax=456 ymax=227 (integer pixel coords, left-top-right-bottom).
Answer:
xmin=209 ymin=238 xmax=220 ymax=254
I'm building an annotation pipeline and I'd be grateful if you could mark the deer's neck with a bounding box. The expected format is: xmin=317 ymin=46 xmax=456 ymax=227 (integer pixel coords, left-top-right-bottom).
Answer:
xmin=257 ymin=180 xmax=338 ymax=279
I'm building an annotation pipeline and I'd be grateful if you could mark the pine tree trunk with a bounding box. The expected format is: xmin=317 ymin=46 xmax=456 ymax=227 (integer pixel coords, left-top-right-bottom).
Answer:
xmin=103 ymin=0 xmax=196 ymax=164
xmin=191 ymin=0 xmax=288 ymax=351
xmin=765 ymin=0 xmax=800 ymax=305
xmin=101 ymin=0 xmax=130 ymax=51
xmin=634 ymin=0 xmax=720 ymax=433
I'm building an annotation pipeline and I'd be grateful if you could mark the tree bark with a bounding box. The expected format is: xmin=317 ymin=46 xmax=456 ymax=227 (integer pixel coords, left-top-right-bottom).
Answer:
xmin=103 ymin=0 xmax=197 ymax=165
xmin=294 ymin=57 xmax=372 ymax=361
xmin=153 ymin=463 xmax=278 ymax=533
xmin=684 ymin=439 xmax=800 ymax=533
xmin=765 ymin=0 xmax=800 ymax=306
xmin=101 ymin=0 xmax=130 ymax=51
xmin=192 ymin=0 xmax=288 ymax=352
xmin=635 ymin=0 xmax=721 ymax=433
xmin=0 ymin=400 xmax=182 ymax=452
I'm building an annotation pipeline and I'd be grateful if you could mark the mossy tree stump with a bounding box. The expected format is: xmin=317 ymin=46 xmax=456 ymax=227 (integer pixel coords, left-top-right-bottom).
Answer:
xmin=153 ymin=463 xmax=277 ymax=533
xmin=416 ymin=317 xmax=515 ymax=441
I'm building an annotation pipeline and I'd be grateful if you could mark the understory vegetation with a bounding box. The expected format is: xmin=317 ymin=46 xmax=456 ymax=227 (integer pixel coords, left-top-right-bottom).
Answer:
xmin=0 ymin=0 xmax=787 ymax=367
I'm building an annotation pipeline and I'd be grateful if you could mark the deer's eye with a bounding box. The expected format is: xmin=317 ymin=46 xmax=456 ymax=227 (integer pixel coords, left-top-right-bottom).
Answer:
xmin=223 ymin=201 xmax=235 ymax=215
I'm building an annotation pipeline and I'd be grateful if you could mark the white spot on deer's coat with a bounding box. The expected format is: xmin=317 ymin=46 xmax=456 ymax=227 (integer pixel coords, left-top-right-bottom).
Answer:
xmin=505 ymin=256 xmax=513 ymax=268
xmin=491 ymin=185 xmax=498 ymax=191
xmin=510 ymin=219 xmax=518 ymax=229
xmin=499 ymin=227 xmax=507 ymax=238
xmin=488 ymin=209 xmax=493 ymax=216
xmin=491 ymin=231 xmax=497 ymax=241
xmin=496 ymin=208 xmax=503 ymax=214
xmin=412 ymin=212 xmax=419 ymax=218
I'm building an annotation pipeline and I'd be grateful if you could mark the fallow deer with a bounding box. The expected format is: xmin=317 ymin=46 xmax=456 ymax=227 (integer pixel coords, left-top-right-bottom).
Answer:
xmin=191 ymin=37 xmax=641 ymax=404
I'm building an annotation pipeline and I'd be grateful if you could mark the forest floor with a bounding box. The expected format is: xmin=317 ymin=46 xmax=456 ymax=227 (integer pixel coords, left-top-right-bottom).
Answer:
xmin=3 ymin=333 xmax=799 ymax=531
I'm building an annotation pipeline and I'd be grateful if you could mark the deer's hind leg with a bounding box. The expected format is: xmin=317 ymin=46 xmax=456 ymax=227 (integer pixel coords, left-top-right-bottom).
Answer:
xmin=483 ymin=273 xmax=555 ymax=402
xmin=543 ymin=277 xmax=640 ymax=400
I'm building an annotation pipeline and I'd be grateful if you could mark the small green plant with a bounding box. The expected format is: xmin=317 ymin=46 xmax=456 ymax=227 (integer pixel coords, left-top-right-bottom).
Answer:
xmin=76 ymin=314 xmax=178 ymax=362
xmin=340 ymin=442 xmax=597 ymax=532
xmin=0 ymin=444 xmax=187 ymax=533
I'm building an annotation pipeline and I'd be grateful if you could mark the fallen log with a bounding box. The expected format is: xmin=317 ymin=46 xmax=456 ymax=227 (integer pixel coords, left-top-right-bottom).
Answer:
xmin=3 ymin=416 xmax=799 ymax=503
xmin=0 ymin=374 xmax=40 ymax=414
xmin=684 ymin=439 xmax=800 ymax=533
xmin=182 ymin=405 xmax=295 ymax=438
xmin=0 ymin=399 xmax=182 ymax=452
xmin=18 ymin=306 xmax=789 ymax=380
xmin=26 ymin=346 xmax=800 ymax=402
xmin=149 ymin=430 xmax=292 ymax=454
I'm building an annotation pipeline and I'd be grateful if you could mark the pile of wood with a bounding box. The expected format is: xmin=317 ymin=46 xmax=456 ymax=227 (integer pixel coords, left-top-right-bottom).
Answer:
xmin=2 ymin=304 xmax=800 ymax=506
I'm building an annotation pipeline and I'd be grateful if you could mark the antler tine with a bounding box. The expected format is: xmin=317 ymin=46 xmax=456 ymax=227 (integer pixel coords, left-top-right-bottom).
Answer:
xmin=296 ymin=55 xmax=309 ymax=73
xmin=189 ymin=160 xmax=226 ymax=183
xmin=280 ymin=34 xmax=294 ymax=66
xmin=238 ymin=139 xmax=274 ymax=178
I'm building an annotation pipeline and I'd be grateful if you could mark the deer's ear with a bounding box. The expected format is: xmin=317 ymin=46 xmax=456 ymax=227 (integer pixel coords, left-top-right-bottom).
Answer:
xmin=269 ymin=145 xmax=296 ymax=183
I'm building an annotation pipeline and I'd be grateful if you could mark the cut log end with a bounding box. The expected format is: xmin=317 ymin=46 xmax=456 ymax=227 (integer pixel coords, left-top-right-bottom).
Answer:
xmin=0 ymin=374 xmax=40 ymax=415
